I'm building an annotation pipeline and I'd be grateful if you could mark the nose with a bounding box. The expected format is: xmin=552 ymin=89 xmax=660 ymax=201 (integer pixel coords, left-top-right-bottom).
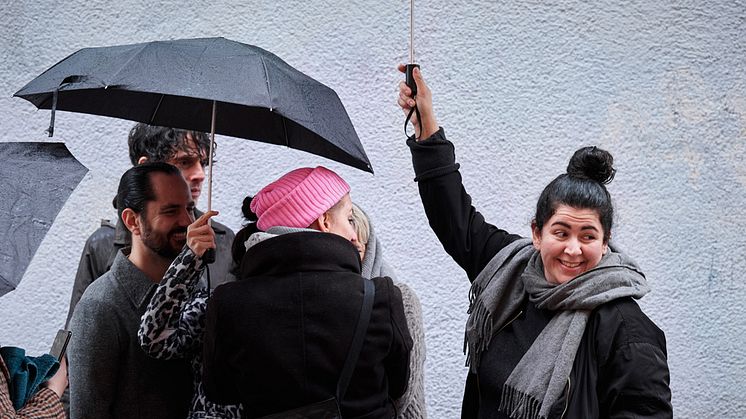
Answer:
xmin=182 ymin=162 xmax=205 ymax=184
xmin=564 ymin=238 xmax=582 ymax=256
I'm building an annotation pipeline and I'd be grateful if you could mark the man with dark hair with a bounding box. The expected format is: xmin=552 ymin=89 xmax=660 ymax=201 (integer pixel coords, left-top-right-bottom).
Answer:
xmin=65 ymin=124 xmax=235 ymax=327
xmin=68 ymin=163 xmax=193 ymax=419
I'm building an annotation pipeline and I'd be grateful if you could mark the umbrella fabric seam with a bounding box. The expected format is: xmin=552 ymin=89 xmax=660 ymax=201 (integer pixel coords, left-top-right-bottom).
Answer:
xmin=107 ymin=42 xmax=150 ymax=88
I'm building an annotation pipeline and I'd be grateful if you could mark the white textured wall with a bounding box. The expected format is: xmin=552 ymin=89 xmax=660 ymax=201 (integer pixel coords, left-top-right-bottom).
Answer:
xmin=1 ymin=1 xmax=745 ymax=417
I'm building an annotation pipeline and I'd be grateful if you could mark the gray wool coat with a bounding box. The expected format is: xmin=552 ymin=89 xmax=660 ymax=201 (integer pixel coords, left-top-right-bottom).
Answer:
xmin=68 ymin=250 xmax=192 ymax=419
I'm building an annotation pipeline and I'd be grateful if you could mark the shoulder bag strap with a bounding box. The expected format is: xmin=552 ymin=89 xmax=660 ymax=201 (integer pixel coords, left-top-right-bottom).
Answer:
xmin=336 ymin=278 xmax=375 ymax=401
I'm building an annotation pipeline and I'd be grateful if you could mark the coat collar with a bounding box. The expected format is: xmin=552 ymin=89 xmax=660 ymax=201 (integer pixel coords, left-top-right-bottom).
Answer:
xmin=240 ymin=231 xmax=361 ymax=278
xmin=110 ymin=248 xmax=157 ymax=309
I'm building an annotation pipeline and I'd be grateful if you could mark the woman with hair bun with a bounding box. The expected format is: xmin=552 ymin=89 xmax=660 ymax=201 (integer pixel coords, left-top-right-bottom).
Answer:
xmin=397 ymin=66 xmax=672 ymax=419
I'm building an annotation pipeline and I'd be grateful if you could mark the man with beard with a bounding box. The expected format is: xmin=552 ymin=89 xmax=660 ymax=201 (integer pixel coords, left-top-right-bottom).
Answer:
xmin=65 ymin=124 xmax=235 ymax=328
xmin=67 ymin=163 xmax=194 ymax=419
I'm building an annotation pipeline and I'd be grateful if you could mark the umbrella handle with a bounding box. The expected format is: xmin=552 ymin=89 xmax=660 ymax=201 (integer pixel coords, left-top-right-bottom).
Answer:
xmin=404 ymin=64 xmax=422 ymax=138
xmin=203 ymin=248 xmax=216 ymax=264
xmin=405 ymin=63 xmax=419 ymax=96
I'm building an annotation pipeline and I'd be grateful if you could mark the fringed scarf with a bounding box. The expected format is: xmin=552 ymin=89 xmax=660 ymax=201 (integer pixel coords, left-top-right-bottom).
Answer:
xmin=465 ymin=238 xmax=650 ymax=419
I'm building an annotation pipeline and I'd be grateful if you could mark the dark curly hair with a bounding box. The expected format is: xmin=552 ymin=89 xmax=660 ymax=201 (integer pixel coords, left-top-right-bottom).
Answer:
xmin=533 ymin=146 xmax=616 ymax=242
xmin=127 ymin=123 xmax=212 ymax=166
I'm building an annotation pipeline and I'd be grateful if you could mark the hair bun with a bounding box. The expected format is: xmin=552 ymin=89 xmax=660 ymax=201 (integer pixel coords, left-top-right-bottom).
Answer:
xmin=566 ymin=146 xmax=616 ymax=184
xmin=241 ymin=195 xmax=258 ymax=222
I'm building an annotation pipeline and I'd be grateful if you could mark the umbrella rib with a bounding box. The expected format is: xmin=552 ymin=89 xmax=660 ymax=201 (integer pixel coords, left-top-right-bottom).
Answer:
xmin=149 ymin=94 xmax=165 ymax=124
xmin=258 ymin=55 xmax=287 ymax=146
xmin=259 ymin=56 xmax=273 ymax=111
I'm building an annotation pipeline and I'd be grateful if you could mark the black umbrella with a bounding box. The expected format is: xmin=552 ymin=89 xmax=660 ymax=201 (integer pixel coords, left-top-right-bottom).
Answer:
xmin=0 ymin=142 xmax=88 ymax=297
xmin=13 ymin=37 xmax=372 ymax=174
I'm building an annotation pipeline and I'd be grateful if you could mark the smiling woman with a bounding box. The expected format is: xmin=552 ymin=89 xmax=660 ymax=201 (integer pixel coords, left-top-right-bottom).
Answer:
xmin=398 ymin=66 xmax=673 ymax=419
xmin=530 ymin=147 xmax=615 ymax=285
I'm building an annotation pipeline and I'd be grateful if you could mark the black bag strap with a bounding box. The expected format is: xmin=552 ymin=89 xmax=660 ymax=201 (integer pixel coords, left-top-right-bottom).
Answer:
xmin=336 ymin=279 xmax=375 ymax=401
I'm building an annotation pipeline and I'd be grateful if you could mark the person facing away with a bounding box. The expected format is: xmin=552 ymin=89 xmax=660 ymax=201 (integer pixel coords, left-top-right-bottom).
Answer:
xmin=202 ymin=166 xmax=413 ymax=418
xmin=397 ymin=66 xmax=672 ymax=418
xmin=65 ymin=123 xmax=235 ymax=328
xmin=68 ymin=163 xmax=193 ymax=419
xmin=351 ymin=203 xmax=427 ymax=419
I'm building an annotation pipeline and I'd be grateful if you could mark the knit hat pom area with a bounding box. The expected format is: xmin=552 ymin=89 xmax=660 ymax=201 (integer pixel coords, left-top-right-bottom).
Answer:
xmin=250 ymin=166 xmax=351 ymax=231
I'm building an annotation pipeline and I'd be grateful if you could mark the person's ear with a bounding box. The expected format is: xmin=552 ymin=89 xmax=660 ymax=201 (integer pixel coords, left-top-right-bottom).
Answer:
xmin=602 ymin=237 xmax=610 ymax=255
xmin=137 ymin=156 xmax=148 ymax=165
xmin=315 ymin=212 xmax=332 ymax=233
xmin=122 ymin=208 xmax=141 ymax=236
xmin=531 ymin=221 xmax=542 ymax=251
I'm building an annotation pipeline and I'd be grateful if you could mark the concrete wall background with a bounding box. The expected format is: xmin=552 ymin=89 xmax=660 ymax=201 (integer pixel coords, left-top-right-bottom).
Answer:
xmin=1 ymin=1 xmax=744 ymax=417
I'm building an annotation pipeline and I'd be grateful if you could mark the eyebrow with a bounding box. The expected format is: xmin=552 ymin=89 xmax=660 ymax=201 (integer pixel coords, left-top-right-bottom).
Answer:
xmin=551 ymin=221 xmax=599 ymax=232
xmin=159 ymin=203 xmax=193 ymax=212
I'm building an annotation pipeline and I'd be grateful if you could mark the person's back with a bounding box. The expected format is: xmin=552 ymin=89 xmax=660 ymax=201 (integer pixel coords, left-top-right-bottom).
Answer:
xmin=204 ymin=232 xmax=411 ymax=418
xmin=202 ymin=167 xmax=412 ymax=418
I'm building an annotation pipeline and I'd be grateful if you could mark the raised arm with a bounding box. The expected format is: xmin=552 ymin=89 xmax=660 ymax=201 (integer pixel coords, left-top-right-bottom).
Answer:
xmin=138 ymin=211 xmax=218 ymax=359
xmin=398 ymin=66 xmax=521 ymax=280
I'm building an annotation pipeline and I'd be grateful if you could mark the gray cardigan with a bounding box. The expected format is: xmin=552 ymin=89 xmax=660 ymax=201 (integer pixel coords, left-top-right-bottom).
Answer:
xmin=68 ymin=250 xmax=191 ymax=419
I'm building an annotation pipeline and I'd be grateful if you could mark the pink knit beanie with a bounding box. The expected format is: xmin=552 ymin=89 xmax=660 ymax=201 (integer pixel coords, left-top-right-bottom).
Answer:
xmin=250 ymin=166 xmax=351 ymax=231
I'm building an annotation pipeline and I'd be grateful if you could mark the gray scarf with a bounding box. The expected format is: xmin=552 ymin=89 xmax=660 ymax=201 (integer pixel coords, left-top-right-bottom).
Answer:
xmin=360 ymin=214 xmax=396 ymax=281
xmin=243 ymin=225 xmax=316 ymax=251
xmin=466 ymin=238 xmax=650 ymax=419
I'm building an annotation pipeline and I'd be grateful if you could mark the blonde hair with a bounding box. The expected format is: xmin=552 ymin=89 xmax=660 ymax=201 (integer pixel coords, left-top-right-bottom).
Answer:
xmin=350 ymin=203 xmax=370 ymax=246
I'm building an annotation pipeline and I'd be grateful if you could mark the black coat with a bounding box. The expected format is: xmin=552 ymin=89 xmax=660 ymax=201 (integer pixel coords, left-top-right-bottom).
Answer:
xmin=408 ymin=128 xmax=672 ymax=418
xmin=202 ymin=232 xmax=412 ymax=419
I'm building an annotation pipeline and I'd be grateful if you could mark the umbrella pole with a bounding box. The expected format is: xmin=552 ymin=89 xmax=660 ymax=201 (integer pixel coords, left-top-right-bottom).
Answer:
xmin=404 ymin=0 xmax=421 ymax=137
xmin=208 ymin=100 xmax=216 ymax=213
xmin=202 ymin=100 xmax=217 ymax=264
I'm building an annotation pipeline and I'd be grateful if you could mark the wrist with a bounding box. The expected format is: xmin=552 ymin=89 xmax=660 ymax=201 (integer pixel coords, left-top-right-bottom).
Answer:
xmin=418 ymin=120 xmax=439 ymax=141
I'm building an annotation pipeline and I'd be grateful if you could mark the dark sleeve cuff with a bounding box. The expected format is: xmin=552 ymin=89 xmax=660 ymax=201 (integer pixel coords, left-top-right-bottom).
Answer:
xmin=406 ymin=127 xmax=460 ymax=182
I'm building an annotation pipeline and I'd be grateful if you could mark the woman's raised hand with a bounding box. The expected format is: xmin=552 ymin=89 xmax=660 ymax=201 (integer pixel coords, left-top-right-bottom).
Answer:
xmin=187 ymin=210 xmax=218 ymax=258
xmin=397 ymin=64 xmax=439 ymax=141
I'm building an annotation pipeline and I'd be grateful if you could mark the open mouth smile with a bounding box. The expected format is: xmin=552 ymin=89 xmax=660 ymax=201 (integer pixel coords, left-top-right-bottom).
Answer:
xmin=171 ymin=232 xmax=187 ymax=241
xmin=559 ymin=260 xmax=583 ymax=269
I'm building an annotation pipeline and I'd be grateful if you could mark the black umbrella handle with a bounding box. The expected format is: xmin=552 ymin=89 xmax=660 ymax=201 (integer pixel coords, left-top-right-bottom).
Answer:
xmin=405 ymin=64 xmax=419 ymax=96
xmin=404 ymin=64 xmax=422 ymax=138
xmin=202 ymin=248 xmax=216 ymax=264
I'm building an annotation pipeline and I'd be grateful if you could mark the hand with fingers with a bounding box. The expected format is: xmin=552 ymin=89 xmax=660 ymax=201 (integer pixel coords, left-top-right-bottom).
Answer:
xmin=187 ymin=210 xmax=218 ymax=258
xmin=397 ymin=64 xmax=439 ymax=141
xmin=44 ymin=356 xmax=68 ymax=398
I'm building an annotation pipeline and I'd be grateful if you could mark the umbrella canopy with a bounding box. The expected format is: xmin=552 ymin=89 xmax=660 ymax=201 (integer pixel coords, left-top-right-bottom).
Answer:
xmin=0 ymin=142 xmax=88 ymax=297
xmin=14 ymin=37 xmax=372 ymax=173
